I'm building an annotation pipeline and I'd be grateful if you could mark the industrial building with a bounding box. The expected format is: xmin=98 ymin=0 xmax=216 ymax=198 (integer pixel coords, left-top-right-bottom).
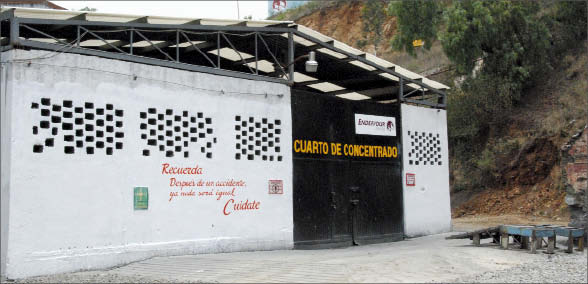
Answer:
xmin=0 ymin=7 xmax=451 ymax=279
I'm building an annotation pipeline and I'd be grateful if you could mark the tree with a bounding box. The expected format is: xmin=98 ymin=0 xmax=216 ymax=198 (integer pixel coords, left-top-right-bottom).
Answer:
xmin=441 ymin=0 xmax=551 ymax=83
xmin=388 ymin=0 xmax=441 ymax=56
xmin=360 ymin=0 xmax=387 ymax=56
xmin=550 ymin=1 xmax=588 ymax=52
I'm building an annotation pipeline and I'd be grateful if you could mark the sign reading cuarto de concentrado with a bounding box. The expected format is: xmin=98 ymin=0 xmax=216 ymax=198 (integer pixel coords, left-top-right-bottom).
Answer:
xmin=293 ymin=140 xmax=398 ymax=158
xmin=161 ymin=163 xmax=260 ymax=215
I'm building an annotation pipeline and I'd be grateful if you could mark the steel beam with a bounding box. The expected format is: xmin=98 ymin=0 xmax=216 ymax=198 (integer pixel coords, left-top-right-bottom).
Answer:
xmin=17 ymin=39 xmax=288 ymax=85
xmin=319 ymin=89 xmax=352 ymax=96
xmin=98 ymin=40 xmax=129 ymax=51
xmin=135 ymin=40 xmax=171 ymax=53
xmin=233 ymin=56 xmax=258 ymax=66
xmin=402 ymin=98 xmax=444 ymax=109
xmin=50 ymin=13 xmax=87 ymax=31
xmin=221 ymin=33 xmax=254 ymax=74
xmin=79 ymin=26 xmax=127 ymax=54
xmin=258 ymin=33 xmax=287 ymax=77
xmin=323 ymin=86 xmax=398 ymax=97
xmin=184 ymin=41 xmax=215 ymax=53
xmin=5 ymin=14 xmax=447 ymax=108
xmin=14 ymin=17 xmax=292 ymax=33
xmin=134 ymin=29 xmax=174 ymax=61
xmin=9 ymin=18 xmax=18 ymax=46
xmin=295 ymin=79 xmax=322 ymax=86
xmin=179 ymin=31 xmax=216 ymax=68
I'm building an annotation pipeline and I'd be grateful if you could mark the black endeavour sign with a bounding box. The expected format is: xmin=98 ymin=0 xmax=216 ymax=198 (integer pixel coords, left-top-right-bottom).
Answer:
xmin=291 ymin=89 xmax=403 ymax=248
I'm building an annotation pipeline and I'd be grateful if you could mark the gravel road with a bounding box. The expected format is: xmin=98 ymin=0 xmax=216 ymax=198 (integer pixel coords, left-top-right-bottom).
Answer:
xmin=449 ymin=249 xmax=587 ymax=283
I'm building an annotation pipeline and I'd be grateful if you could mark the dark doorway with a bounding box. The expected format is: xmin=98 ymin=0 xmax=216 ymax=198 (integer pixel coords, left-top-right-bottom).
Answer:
xmin=291 ymin=89 xmax=403 ymax=249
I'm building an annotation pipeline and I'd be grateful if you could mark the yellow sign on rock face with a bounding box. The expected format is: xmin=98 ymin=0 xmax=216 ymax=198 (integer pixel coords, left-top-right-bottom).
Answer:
xmin=413 ymin=39 xmax=424 ymax=47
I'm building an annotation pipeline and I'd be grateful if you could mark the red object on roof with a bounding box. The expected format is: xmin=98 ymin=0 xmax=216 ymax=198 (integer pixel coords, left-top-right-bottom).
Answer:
xmin=0 ymin=0 xmax=67 ymax=10
xmin=272 ymin=0 xmax=287 ymax=11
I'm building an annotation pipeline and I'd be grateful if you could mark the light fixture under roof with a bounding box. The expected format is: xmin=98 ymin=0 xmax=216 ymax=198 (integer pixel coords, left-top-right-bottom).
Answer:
xmin=305 ymin=51 xmax=318 ymax=73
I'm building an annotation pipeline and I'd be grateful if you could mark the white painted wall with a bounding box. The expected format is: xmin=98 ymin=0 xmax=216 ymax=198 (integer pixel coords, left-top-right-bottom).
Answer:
xmin=0 ymin=49 xmax=293 ymax=279
xmin=1 ymin=47 xmax=13 ymax=280
xmin=401 ymin=104 xmax=451 ymax=237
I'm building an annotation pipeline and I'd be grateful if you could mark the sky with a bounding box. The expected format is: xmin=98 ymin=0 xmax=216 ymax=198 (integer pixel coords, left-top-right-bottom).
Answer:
xmin=52 ymin=1 xmax=271 ymax=21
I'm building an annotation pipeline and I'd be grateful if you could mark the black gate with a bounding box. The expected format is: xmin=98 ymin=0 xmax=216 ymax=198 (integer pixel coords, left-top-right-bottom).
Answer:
xmin=291 ymin=90 xmax=403 ymax=248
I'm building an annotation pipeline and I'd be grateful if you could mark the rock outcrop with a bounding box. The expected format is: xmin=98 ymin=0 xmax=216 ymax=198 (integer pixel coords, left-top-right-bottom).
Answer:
xmin=561 ymin=125 xmax=587 ymax=238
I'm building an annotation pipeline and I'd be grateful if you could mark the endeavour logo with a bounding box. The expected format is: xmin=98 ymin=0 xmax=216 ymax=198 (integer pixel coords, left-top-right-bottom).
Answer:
xmin=387 ymin=120 xmax=394 ymax=131
xmin=355 ymin=114 xmax=396 ymax=136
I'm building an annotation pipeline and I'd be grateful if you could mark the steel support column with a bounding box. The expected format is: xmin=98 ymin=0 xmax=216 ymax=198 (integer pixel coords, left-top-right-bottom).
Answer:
xmin=398 ymin=77 xmax=403 ymax=102
xmin=216 ymin=32 xmax=220 ymax=69
xmin=288 ymin=32 xmax=294 ymax=84
xmin=129 ymin=29 xmax=133 ymax=55
xmin=254 ymin=32 xmax=258 ymax=75
xmin=9 ymin=18 xmax=18 ymax=46
xmin=176 ymin=29 xmax=179 ymax=62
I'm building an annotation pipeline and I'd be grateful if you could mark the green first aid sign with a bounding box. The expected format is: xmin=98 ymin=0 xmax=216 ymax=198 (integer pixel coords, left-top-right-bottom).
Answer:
xmin=134 ymin=187 xmax=148 ymax=210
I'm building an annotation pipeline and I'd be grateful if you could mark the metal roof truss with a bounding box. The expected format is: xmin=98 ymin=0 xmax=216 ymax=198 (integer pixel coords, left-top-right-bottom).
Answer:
xmin=0 ymin=8 xmax=446 ymax=108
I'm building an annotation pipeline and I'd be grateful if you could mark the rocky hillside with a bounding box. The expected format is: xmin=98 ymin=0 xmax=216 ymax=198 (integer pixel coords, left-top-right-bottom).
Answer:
xmin=271 ymin=1 xmax=451 ymax=76
xmin=272 ymin=1 xmax=588 ymax=220
xmin=452 ymin=45 xmax=587 ymax=219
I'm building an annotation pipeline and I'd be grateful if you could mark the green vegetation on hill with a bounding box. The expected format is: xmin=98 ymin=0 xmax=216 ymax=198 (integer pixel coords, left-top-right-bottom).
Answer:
xmin=391 ymin=0 xmax=587 ymax=191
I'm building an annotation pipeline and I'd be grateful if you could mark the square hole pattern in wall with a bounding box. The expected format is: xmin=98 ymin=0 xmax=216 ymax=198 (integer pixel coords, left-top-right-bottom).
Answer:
xmin=31 ymin=98 xmax=124 ymax=155
xmin=140 ymin=108 xmax=217 ymax=158
xmin=234 ymin=116 xmax=282 ymax=162
xmin=407 ymin=131 xmax=442 ymax=166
